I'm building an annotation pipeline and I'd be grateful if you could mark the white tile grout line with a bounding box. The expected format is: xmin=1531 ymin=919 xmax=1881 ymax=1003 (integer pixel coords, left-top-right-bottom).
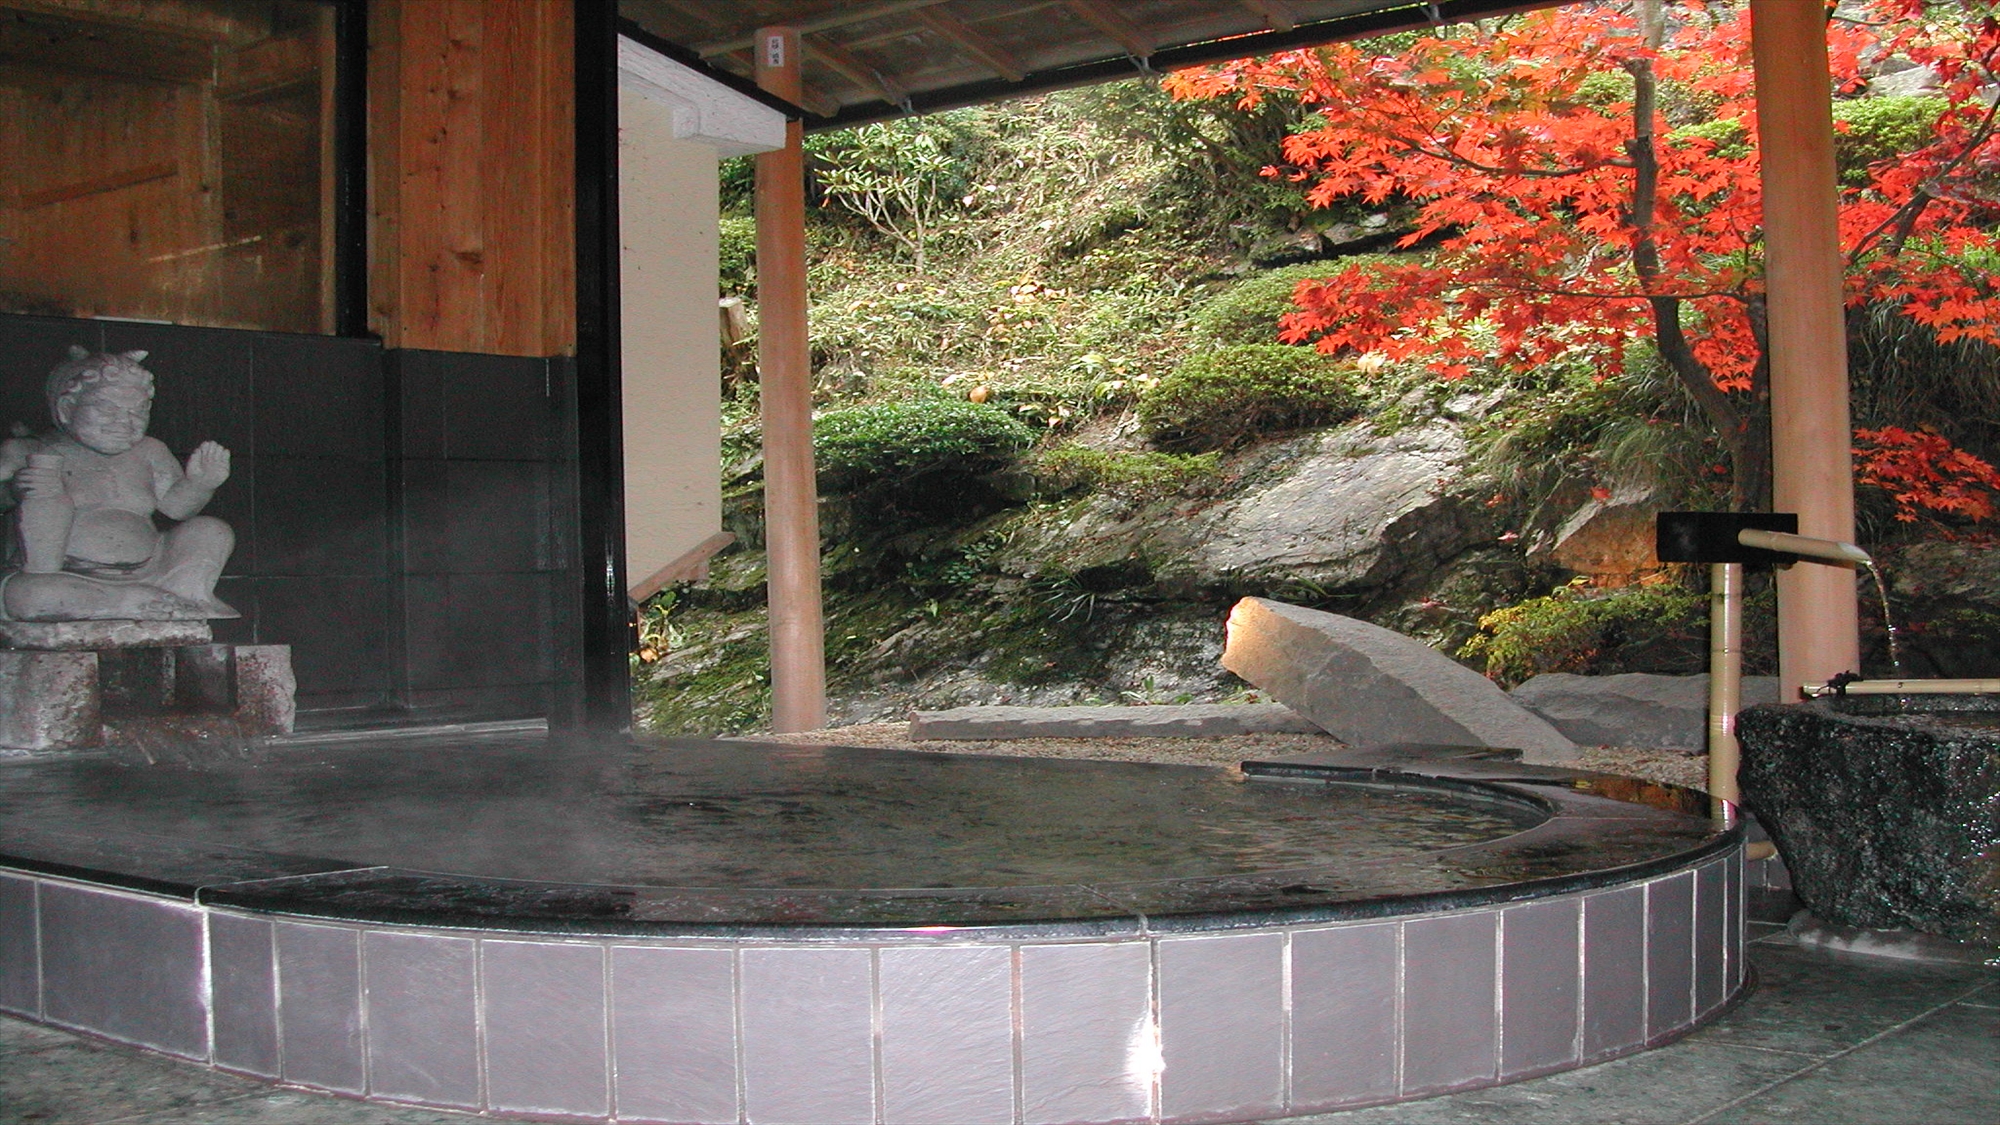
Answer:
xmin=1682 ymin=977 xmax=2000 ymax=1125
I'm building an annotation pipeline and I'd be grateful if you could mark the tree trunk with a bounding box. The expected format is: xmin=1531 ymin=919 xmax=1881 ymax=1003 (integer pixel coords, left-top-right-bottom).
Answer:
xmin=1627 ymin=1 xmax=1770 ymax=512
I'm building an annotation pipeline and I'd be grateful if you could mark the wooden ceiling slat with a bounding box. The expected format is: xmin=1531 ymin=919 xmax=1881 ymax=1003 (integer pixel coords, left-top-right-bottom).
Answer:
xmin=623 ymin=0 xmax=1565 ymax=126
xmin=913 ymin=6 xmax=1025 ymax=83
xmin=693 ymin=0 xmax=952 ymax=56
xmin=1239 ymin=0 xmax=1300 ymax=32
xmin=807 ymin=35 xmax=904 ymax=106
xmin=1063 ymin=0 xmax=1154 ymax=59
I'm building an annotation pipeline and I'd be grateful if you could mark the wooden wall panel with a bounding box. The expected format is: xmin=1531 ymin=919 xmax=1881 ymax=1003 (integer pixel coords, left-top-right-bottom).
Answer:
xmin=368 ymin=0 xmax=575 ymax=357
xmin=1 ymin=2 xmax=333 ymax=335
xmin=0 ymin=78 xmax=220 ymax=323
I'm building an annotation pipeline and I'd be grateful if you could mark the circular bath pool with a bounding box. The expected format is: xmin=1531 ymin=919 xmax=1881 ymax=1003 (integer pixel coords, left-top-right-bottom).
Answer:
xmin=0 ymin=730 xmax=1744 ymax=1124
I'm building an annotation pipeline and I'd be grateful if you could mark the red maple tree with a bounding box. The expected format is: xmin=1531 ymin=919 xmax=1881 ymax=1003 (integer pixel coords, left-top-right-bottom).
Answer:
xmin=1165 ymin=0 xmax=2000 ymax=514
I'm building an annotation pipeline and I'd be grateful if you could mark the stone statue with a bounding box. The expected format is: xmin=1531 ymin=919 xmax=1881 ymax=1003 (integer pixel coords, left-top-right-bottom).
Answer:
xmin=0 ymin=348 xmax=237 ymax=622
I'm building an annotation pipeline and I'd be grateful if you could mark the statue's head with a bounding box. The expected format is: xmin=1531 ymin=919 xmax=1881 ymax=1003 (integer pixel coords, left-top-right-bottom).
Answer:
xmin=47 ymin=346 xmax=154 ymax=456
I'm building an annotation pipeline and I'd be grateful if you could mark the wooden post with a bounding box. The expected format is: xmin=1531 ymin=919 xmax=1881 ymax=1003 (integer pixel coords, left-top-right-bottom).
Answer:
xmin=1751 ymin=0 xmax=1860 ymax=699
xmin=754 ymin=26 xmax=827 ymax=733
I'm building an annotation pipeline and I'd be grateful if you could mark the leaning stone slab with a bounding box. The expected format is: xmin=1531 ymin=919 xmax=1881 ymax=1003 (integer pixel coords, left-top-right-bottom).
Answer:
xmin=0 ymin=619 xmax=212 ymax=650
xmin=1221 ymin=597 xmax=1576 ymax=763
xmin=0 ymin=650 xmax=99 ymax=751
xmin=909 ymin=703 xmax=1321 ymax=740
xmin=1511 ymin=672 xmax=1781 ymax=750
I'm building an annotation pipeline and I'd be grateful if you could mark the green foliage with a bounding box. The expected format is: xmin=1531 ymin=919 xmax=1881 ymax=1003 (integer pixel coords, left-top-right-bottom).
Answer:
xmin=1032 ymin=446 xmax=1221 ymax=498
xmin=1193 ymin=256 xmax=1411 ymax=345
xmin=1476 ymin=353 xmax=1728 ymax=520
xmin=1016 ymin=79 xmax=1323 ymax=243
xmin=1193 ymin=264 xmax=1333 ymax=345
xmin=814 ymin=399 xmax=1034 ymax=491
xmin=718 ymin=216 xmax=757 ymax=294
xmin=1669 ymin=118 xmax=1750 ymax=162
xmin=1459 ymin=580 xmax=1707 ymax=687
xmin=1833 ymin=95 xmax=1946 ymax=187
xmin=900 ymin=531 xmax=1009 ymax=593
xmin=1139 ymin=345 xmax=1361 ymax=451
xmin=807 ymin=112 xmax=993 ymax=271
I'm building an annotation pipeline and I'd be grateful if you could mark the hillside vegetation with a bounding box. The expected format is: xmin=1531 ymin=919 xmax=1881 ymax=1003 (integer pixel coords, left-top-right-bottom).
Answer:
xmin=638 ymin=40 xmax=2000 ymax=734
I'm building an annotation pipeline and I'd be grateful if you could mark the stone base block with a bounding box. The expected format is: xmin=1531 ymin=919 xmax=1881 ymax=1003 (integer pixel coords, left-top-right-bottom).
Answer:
xmin=0 ymin=620 xmax=212 ymax=650
xmin=0 ymin=643 xmax=293 ymax=751
xmin=909 ymin=703 xmax=1322 ymax=740
xmin=0 ymin=650 xmax=100 ymax=751
xmin=233 ymin=646 xmax=296 ymax=735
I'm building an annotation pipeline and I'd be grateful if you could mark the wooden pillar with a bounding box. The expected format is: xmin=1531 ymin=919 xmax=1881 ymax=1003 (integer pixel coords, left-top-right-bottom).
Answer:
xmin=754 ymin=26 xmax=827 ymax=732
xmin=1751 ymin=0 xmax=1860 ymax=698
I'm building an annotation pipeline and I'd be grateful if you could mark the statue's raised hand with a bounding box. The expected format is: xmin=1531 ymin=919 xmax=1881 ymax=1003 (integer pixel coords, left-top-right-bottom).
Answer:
xmin=185 ymin=441 xmax=230 ymax=490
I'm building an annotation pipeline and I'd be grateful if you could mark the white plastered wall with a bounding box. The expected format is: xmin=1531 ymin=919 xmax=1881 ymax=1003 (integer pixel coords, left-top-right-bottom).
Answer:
xmin=617 ymin=40 xmax=784 ymax=598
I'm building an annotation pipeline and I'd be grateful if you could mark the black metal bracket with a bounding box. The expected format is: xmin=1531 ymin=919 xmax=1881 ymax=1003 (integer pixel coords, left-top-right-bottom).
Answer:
xmin=1655 ymin=511 xmax=1800 ymax=565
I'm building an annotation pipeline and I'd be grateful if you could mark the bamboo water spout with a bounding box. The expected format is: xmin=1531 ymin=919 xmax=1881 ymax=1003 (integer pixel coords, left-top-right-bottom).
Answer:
xmin=1734 ymin=528 xmax=1871 ymax=566
xmin=1703 ymin=527 xmax=1869 ymax=817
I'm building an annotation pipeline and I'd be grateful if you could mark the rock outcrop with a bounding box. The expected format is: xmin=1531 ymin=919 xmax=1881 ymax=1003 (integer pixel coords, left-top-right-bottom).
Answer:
xmin=1221 ymin=597 xmax=1577 ymax=762
xmin=1512 ymin=672 xmax=1780 ymax=750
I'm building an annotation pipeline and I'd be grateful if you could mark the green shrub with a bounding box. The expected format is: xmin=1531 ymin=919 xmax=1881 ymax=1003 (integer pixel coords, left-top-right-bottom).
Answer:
xmin=1191 ymin=264 xmax=1334 ymax=345
xmin=814 ymin=399 xmax=1034 ymax=491
xmin=718 ymin=215 xmax=757 ymax=294
xmin=1669 ymin=118 xmax=1750 ymax=161
xmin=1033 ymin=446 xmax=1221 ymax=497
xmin=1833 ymin=95 xmax=1946 ymax=186
xmin=1138 ymin=345 xmax=1361 ymax=451
xmin=1459 ymin=580 xmax=1707 ymax=687
xmin=1191 ymin=256 xmax=1406 ymax=346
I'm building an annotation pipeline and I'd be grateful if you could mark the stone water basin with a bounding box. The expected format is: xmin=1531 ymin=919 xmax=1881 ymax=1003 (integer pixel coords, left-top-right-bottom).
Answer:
xmin=1739 ymin=698 xmax=2000 ymax=947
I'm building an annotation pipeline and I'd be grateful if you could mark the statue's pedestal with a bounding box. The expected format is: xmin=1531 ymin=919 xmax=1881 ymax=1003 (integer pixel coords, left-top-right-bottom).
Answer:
xmin=0 ymin=621 xmax=294 ymax=752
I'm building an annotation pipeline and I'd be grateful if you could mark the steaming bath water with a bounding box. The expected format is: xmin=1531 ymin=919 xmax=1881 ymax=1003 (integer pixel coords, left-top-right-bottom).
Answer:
xmin=0 ymin=732 xmax=1544 ymax=889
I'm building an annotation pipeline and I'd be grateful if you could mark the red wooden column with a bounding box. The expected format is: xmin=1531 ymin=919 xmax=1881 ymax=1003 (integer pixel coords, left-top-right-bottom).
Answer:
xmin=754 ymin=26 xmax=828 ymax=732
xmin=1751 ymin=0 xmax=1861 ymax=698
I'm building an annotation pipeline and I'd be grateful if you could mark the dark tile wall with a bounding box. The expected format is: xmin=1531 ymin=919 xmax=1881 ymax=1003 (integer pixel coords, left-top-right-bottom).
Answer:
xmin=0 ymin=313 xmax=582 ymax=725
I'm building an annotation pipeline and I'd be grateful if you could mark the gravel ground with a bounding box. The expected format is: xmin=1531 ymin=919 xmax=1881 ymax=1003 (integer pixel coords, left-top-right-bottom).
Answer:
xmin=732 ymin=721 xmax=1710 ymax=791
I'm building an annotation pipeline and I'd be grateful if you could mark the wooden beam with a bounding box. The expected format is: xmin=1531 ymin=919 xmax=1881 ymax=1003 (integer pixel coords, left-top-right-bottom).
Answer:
xmin=694 ymin=1 xmax=951 ymax=56
xmin=1063 ymin=0 xmax=1152 ymax=60
xmin=14 ymin=161 xmax=176 ymax=209
xmin=629 ymin=531 xmax=736 ymax=602
xmin=1751 ymin=0 xmax=1859 ymax=697
xmin=1237 ymin=0 xmax=1299 ymax=33
xmin=754 ymin=25 xmax=828 ymax=733
xmin=806 ymin=35 xmax=904 ymax=106
xmin=218 ymin=32 xmax=318 ymax=105
xmin=0 ymin=7 xmax=213 ymax=84
xmin=0 ymin=0 xmax=257 ymax=44
xmin=915 ymin=6 xmax=1026 ymax=84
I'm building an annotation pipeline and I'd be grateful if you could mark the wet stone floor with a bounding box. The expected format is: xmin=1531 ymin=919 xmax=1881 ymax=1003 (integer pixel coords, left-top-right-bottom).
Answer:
xmin=2 ymin=912 xmax=1994 ymax=1125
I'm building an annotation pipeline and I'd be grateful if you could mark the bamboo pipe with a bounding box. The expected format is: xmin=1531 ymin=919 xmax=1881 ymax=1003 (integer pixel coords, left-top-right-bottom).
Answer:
xmin=1708 ymin=562 xmax=1744 ymax=809
xmin=1709 ymin=528 xmax=1867 ymax=815
xmin=1807 ymin=678 xmax=2000 ymax=696
xmin=1736 ymin=528 xmax=1871 ymax=566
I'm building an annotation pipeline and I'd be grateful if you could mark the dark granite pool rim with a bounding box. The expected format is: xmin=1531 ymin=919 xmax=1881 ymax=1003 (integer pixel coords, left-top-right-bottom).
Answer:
xmin=0 ymin=759 xmax=1739 ymax=941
